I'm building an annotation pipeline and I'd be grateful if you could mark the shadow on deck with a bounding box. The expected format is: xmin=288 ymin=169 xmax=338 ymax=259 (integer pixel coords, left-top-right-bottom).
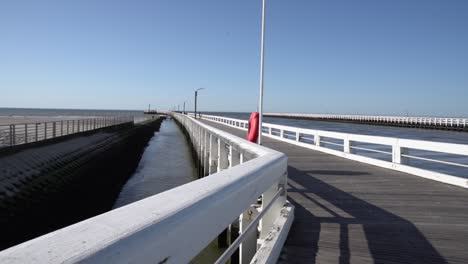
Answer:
xmin=280 ymin=166 xmax=447 ymax=264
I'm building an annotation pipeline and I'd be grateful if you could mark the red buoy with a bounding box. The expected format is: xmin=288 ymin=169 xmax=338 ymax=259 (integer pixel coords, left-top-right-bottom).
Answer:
xmin=247 ymin=112 xmax=259 ymax=143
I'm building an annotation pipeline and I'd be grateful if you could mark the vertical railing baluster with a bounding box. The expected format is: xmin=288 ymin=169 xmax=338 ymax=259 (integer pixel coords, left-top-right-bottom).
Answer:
xmin=53 ymin=122 xmax=56 ymax=138
xmin=203 ymin=130 xmax=208 ymax=176
xmin=9 ymin=125 xmax=14 ymax=146
xmin=315 ymin=134 xmax=321 ymax=147
xmin=25 ymin=124 xmax=28 ymax=144
xmin=209 ymin=134 xmax=217 ymax=174
xmin=344 ymin=136 xmax=352 ymax=153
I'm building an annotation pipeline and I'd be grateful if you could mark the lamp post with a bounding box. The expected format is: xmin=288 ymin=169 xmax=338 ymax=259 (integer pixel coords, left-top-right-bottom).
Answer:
xmin=257 ymin=0 xmax=266 ymax=145
xmin=194 ymin=88 xmax=205 ymax=119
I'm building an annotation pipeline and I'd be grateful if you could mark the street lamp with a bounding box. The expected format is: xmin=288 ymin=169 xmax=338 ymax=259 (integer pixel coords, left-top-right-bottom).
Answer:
xmin=183 ymin=100 xmax=188 ymax=114
xmin=257 ymin=0 xmax=266 ymax=145
xmin=194 ymin=88 xmax=205 ymax=119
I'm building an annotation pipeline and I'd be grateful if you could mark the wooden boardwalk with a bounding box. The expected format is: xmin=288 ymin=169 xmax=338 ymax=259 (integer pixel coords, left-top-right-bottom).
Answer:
xmin=201 ymin=119 xmax=468 ymax=264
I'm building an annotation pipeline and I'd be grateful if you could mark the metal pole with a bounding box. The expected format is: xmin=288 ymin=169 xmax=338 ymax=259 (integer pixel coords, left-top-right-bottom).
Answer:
xmin=183 ymin=101 xmax=186 ymax=114
xmin=257 ymin=0 xmax=266 ymax=145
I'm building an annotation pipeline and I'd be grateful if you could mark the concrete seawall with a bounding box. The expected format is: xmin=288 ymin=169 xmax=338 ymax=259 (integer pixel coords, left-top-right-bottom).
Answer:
xmin=172 ymin=116 xmax=205 ymax=178
xmin=0 ymin=117 xmax=163 ymax=250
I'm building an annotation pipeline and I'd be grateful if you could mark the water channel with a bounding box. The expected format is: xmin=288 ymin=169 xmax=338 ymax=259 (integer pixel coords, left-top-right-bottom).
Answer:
xmin=113 ymin=117 xmax=222 ymax=262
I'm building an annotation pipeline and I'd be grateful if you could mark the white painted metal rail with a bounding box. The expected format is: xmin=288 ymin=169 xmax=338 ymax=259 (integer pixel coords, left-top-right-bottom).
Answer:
xmin=0 ymin=116 xmax=134 ymax=148
xmin=0 ymin=113 xmax=293 ymax=264
xmin=266 ymin=113 xmax=468 ymax=129
xmin=201 ymin=114 xmax=468 ymax=188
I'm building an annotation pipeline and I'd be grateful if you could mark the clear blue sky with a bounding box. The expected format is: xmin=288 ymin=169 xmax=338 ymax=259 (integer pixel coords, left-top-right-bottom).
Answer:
xmin=1 ymin=0 xmax=467 ymax=116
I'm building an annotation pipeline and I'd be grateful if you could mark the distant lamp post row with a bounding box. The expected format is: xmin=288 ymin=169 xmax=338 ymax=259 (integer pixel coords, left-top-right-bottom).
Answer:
xmin=173 ymin=88 xmax=205 ymax=117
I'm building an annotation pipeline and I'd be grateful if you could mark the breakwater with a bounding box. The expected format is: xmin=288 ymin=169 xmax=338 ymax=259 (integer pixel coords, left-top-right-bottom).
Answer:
xmin=264 ymin=113 xmax=468 ymax=131
xmin=0 ymin=117 xmax=163 ymax=250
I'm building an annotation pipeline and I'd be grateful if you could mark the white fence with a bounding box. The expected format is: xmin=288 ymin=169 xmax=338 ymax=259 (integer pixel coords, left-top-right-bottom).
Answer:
xmin=0 ymin=113 xmax=293 ymax=264
xmin=266 ymin=113 xmax=468 ymax=129
xmin=0 ymin=116 xmax=134 ymax=148
xmin=202 ymin=114 xmax=468 ymax=188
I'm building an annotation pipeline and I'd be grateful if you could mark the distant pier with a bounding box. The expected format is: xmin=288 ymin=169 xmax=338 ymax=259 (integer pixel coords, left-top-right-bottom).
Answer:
xmin=143 ymin=110 xmax=159 ymax=115
xmin=265 ymin=113 xmax=468 ymax=131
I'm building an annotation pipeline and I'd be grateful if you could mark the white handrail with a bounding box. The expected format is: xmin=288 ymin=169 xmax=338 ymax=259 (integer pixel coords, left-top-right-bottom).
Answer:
xmin=201 ymin=114 xmax=468 ymax=188
xmin=0 ymin=113 xmax=292 ymax=264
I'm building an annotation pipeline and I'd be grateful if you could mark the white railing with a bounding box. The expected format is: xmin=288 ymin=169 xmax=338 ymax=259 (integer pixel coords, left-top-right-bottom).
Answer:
xmin=265 ymin=113 xmax=468 ymax=129
xmin=201 ymin=114 xmax=468 ymax=188
xmin=0 ymin=116 xmax=134 ymax=148
xmin=0 ymin=113 xmax=293 ymax=264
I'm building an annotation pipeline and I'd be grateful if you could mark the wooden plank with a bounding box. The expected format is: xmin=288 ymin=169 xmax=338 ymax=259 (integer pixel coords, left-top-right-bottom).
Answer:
xmin=201 ymin=119 xmax=468 ymax=264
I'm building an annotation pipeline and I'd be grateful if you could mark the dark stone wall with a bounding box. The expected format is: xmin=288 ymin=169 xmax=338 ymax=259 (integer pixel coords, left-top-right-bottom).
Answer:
xmin=0 ymin=118 xmax=163 ymax=250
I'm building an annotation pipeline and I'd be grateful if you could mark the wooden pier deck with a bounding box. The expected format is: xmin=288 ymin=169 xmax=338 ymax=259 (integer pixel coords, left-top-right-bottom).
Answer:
xmin=201 ymin=119 xmax=468 ymax=264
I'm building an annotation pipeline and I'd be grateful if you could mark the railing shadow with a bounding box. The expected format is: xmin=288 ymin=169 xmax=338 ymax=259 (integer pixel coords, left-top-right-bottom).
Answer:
xmin=279 ymin=166 xmax=447 ymax=264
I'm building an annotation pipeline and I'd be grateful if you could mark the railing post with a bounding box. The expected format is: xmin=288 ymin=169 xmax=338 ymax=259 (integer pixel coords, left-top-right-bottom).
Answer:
xmin=260 ymin=173 xmax=286 ymax=240
xmin=228 ymin=145 xmax=233 ymax=168
xmin=24 ymin=124 xmax=28 ymax=143
xmin=240 ymin=205 xmax=259 ymax=264
xmin=61 ymin=121 xmax=63 ymax=136
xmin=53 ymin=122 xmax=56 ymax=138
xmin=35 ymin=123 xmax=38 ymax=141
xmin=10 ymin=125 xmax=15 ymax=145
xmin=231 ymin=147 xmax=240 ymax=167
xmin=392 ymin=139 xmax=408 ymax=164
xmin=218 ymin=138 xmax=229 ymax=172
xmin=344 ymin=136 xmax=352 ymax=154
xmin=203 ymin=130 xmax=209 ymax=176
xmin=280 ymin=129 xmax=284 ymax=138
xmin=296 ymin=132 xmax=300 ymax=142
xmin=44 ymin=123 xmax=47 ymax=139
xmin=209 ymin=134 xmax=217 ymax=174
xmin=315 ymin=134 xmax=321 ymax=147
xmin=198 ymin=127 xmax=203 ymax=176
